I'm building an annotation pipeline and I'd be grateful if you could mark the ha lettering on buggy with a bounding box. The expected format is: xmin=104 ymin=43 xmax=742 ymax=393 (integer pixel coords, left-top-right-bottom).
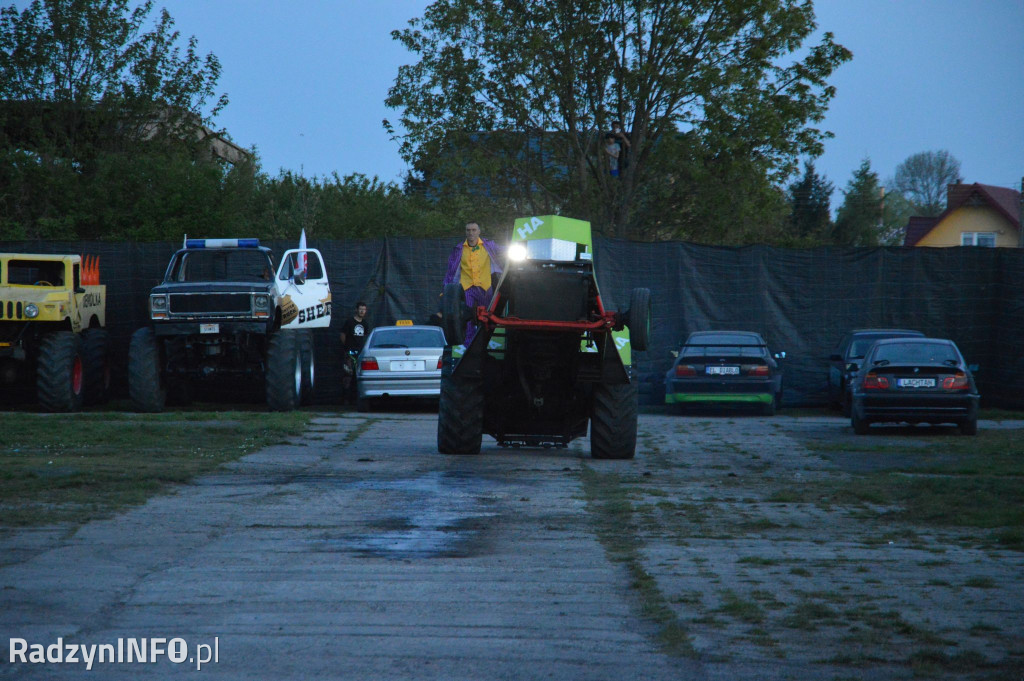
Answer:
xmin=8 ymin=637 xmax=219 ymax=671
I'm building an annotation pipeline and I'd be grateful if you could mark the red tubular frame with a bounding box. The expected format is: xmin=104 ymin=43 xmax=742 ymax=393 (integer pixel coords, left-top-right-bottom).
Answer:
xmin=477 ymin=291 xmax=619 ymax=332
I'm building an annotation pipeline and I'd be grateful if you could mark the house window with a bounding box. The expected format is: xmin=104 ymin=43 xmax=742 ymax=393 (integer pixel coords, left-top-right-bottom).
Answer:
xmin=961 ymin=232 xmax=996 ymax=247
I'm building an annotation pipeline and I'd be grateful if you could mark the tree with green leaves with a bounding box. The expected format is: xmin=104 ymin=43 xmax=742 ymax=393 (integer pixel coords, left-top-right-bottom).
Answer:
xmin=833 ymin=159 xmax=882 ymax=246
xmin=879 ymin=188 xmax=914 ymax=245
xmin=385 ymin=0 xmax=851 ymax=241
xmin=786 ymin=160 xmax=833 ymax=241
xmin=0 ymin=0 xmax=226 ymax=154
xmin=892 ymin=150 xmax=961 ymax=217
xmin=0 ymin=0 xmax=229 ymax=238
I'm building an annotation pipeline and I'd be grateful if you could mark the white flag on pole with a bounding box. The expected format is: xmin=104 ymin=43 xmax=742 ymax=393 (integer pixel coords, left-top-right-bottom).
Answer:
xmin=298 ymin=229 xmax=308 ymax=276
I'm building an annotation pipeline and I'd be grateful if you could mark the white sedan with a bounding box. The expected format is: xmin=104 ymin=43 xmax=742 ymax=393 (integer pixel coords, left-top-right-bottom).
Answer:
xmin=356 ymin=325 xmax=447 ymax=411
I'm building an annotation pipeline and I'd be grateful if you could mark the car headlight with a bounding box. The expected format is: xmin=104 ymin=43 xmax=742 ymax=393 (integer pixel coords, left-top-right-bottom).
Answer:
xmin=508 ymin=243 xmax=528 ymax=261
xmin=150 ymin=295 xmax=167 ymax=310
xmin=24 ymin=303 xmax=39 ymax=318
xmin=253 ymin=294 xmax=270 ymax=309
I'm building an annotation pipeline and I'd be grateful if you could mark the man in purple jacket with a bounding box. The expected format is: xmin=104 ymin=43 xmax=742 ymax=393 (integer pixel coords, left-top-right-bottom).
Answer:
xmin=443 ymin=222 xmax=504 ymax=345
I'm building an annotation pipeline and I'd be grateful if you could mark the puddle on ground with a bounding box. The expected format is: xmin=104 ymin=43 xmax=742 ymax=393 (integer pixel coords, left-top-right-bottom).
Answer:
xmin=313 ymin=471 xmax=500 ymax=559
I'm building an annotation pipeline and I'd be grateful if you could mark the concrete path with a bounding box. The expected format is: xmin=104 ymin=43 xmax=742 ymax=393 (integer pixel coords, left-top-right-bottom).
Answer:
xmin=3 ymin=412 xmax=1022 ymax=680
xmin=0 ymin=413 xmax=699 ymax=680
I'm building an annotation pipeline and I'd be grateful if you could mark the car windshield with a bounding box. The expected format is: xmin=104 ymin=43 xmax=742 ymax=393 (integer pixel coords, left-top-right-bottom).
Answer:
xmin=871 ymin=342 xmax=959 ymax=365
xmin=7 ymin=260 xmax=65 ymax=286
xmin=850 ymin=334 xmax=919 ymax=358
xmin=169 ymin=250 xmax=274 ymax=283
xmin=681 ymin=334 xmax=765 ymax=358
xmin=370 ymin=328 xmax=445 ymax=349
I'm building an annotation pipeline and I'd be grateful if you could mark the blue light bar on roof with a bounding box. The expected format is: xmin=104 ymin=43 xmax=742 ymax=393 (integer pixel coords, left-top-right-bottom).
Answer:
xmin=185 ymin=238 xmax=260 ymax=249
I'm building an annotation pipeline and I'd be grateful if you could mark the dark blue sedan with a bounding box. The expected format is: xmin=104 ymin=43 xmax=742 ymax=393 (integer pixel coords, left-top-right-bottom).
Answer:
xmin=850 ymin=337 xmax=980 ymax=435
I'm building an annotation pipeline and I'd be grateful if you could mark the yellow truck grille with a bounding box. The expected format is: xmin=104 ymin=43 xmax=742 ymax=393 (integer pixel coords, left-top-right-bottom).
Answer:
xmin=0 ymin=301 xmax=25 ymax=320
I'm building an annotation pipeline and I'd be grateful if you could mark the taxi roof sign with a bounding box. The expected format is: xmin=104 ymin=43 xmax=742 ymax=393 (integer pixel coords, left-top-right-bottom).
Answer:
xmin=395 ymin=319 xmax=414 ymax=326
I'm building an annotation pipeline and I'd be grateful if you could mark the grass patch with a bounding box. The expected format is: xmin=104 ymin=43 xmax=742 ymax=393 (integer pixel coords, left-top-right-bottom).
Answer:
xmin=782 ymin=601 xmax=840 ymax=630
xmin=908 ymin=649 xmax=987 ymax=674
xmin=715 ymin=590 xmax=765 ymax=623
xmin=0 ymin=410 xmax=312 ymax=526
xmin=978 ymin=407 xmax=1024 ymax=422
xmin=963 ymin=576 xmax=996 ymax=589
xmin=737 ymin=556 xmax=779 ymax=566
xmin=790 ymin=428 xmax=1024 ymax=534
xmin=766 ymin=489 xmax=811 ymax=503
xmin=579 ymin=467 xmax=696 ymax=657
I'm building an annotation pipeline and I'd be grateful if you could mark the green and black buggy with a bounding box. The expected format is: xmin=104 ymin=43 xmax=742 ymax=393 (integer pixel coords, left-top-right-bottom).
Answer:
xmin=438 ymin=216 xmax=650 ymax=459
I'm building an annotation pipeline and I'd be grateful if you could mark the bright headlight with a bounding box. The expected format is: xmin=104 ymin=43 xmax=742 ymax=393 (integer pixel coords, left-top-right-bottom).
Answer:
xmin=25 ymin=303 xmax=39 ymax=318
xmin=508 ymin=243 xmax=528 ymax=261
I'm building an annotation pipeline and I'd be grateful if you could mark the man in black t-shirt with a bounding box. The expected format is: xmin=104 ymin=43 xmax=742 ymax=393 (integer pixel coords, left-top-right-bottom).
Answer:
xmin=340 ymin=301 xmax=370 ymax=353
xmin=339 ymin=302 xmax=371 ymax=403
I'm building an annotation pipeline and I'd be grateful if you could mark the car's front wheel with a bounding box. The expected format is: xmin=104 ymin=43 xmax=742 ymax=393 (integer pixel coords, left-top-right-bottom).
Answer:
xmin=591 ymin=380 xmax=638 ymax=459
xmin=437 ymin=373 xmax=483 ymax=454
xmin=266 ymin=331 xmax=301 ymax=411
xmin=128 ymin=327 xmax=166 ymax=413
xmin=81 ymin=328 xmax=110 ymax=405
xmin=37 ymin=331 xmax=84 ymax=413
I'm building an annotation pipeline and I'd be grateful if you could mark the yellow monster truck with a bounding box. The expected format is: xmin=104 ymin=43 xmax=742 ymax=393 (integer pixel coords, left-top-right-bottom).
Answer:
xmin=0 ymin=253 xmax=110 ymax=411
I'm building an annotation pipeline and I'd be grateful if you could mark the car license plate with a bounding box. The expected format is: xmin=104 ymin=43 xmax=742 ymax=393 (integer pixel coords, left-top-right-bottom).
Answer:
xmin=199 ymin=323 xmax=219 ymax=334
xmin=390 ymin=360 xmax=424 ymax=372
xmin=706 ymin=365 xmax=739 ymax=375
xmin=898 ymin=378 xmax=935 ymax=388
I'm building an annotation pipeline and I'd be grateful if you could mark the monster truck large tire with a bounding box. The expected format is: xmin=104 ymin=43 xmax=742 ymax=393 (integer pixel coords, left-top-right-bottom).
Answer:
xmin=36 ymin=331 xmax=84 ymax=413
xmin=441 ymin=282 xmax=467 ymax=346
xmin=437 ymin=373 xmax=483 ymax=455
xmin=266 ymin=331 xmax=301 ymax=411
xmin=81 ymin=328 xmax=111 ymax=405
xmin=299 ymin=331 xmax=315 ymax=405
xmin=590 ymin=379 xmax=638 ymax=459
xmin=628 ymin=288 xmax=651 ymax=352
xmin=128 ymin=327 xmax=166 ymax=412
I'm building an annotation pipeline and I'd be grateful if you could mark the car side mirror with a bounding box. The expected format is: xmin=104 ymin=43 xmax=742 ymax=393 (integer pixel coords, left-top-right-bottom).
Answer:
xmin=774 ymin=351 xmax=786 ymax=360
xmin=847 ymin=362 xmax=859 ymax=372
xmin=829 ymin=354 xmax=842 ymax=362
xmin=968 ymin=363 xmax=979 ymax=373
xmin=670 ymin=350 xmax=678 ymax=358
xmin=292 ymin=272 xmax=306 ymax=286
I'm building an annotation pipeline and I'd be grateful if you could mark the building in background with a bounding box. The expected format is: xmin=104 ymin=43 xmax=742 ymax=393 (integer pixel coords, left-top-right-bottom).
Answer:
xmin=904 ymin=183 xmax=1021 ymax=248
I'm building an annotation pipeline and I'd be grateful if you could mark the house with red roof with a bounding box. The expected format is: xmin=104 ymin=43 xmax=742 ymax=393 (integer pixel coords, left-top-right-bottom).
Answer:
xmin=903 ymin=183 xmax=1021 ymax=248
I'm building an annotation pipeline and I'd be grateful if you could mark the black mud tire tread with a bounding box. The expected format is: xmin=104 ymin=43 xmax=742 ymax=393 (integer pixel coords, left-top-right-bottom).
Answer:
xmin=81 ymin=328 xmax=110 ymax=405
xmin=437 ymin=374 xmax=483 ymax=455
xmin=851 ymin=411 xmax=870 ymax=435
xmin=36 ymin=331 xmax=84 ymax=413
xmin=128 ymin=327 xmax=166 ymax=413
xmin=960 ymin=417 xmax=978 ymax=436
xmin=266 ymin=331 xmax=300 ymax=412
xmin=591 ymin=380 xmax=638 ymax=459
xmin=299 ymin=331 xmax=315 ymax=406
xmin=627 ymin=288 xmax=651 ymax=352
xmin=761 ymin=395 xmax=777 ymax=417
xmin=442 ymin=282 xmax=467 ymax=346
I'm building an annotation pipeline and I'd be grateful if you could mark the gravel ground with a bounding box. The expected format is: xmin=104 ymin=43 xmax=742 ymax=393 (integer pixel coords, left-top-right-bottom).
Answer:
xmin=0 ymin=410 xmax=1021 ymax=680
